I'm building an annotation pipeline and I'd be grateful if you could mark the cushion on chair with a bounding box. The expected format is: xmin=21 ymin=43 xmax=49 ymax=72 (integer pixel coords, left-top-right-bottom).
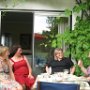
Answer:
xmin=37 ymin=82 xmax=80 ymax=90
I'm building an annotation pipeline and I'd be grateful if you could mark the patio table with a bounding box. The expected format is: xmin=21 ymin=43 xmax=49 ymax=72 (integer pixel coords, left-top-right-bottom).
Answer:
xmin=31 ymin=72 xmax=90 ymax=90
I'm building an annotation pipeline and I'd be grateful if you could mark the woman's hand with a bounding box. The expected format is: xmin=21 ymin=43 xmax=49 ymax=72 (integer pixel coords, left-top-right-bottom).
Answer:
xmin=86 ymin=76 xmax=90 ymax=81
xmin=78 ymin=60 xmax=83 ymax=68
xmin=28 ymin=74 xmax=34 ymax=78
xmin=78 ymin=60 xmax=88 ymax=75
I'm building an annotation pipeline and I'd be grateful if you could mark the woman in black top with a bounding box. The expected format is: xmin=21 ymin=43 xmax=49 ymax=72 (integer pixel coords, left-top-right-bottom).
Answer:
xmin=45 ymin=48 xmax=75 ymax=74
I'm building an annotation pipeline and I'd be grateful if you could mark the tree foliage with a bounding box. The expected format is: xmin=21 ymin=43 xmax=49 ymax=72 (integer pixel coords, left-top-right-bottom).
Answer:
xmin=50 ymin=0 xmax=90 ymax=76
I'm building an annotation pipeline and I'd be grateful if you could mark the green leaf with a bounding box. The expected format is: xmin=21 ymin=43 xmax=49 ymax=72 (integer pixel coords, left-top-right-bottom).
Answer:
xmin=51 ymin=40 xmax=56 ymax=48
xmin=73 ymin=5 xmax=81 ymax=13
xmin=64 ymin=9 xmax=72 ymax=16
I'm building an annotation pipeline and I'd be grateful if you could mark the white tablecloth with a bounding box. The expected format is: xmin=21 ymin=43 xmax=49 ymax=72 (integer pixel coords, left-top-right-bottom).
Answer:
xmin=32 ymin=72 xmax=90 ymax=90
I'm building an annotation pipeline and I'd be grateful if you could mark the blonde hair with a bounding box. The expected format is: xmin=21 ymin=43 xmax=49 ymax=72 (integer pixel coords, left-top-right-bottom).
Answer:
xmin=0 ymin=46 xmax=9 ymax=57
xmin=54 ymin=48 xmax=63 ymax=60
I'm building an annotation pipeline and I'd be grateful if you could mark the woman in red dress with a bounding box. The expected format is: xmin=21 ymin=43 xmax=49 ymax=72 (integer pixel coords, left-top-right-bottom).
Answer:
xmin=9 ymin=44 xmax=35 ymax=90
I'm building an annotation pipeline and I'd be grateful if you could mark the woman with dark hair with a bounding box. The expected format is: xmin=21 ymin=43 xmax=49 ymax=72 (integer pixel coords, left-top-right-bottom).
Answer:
xmin=9 ymin=44 xmax=35 ymax=90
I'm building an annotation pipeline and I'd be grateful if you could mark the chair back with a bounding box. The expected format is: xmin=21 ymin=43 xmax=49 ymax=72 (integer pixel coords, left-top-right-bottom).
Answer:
xmin=37 ymin=82 xmax=80 ymax=90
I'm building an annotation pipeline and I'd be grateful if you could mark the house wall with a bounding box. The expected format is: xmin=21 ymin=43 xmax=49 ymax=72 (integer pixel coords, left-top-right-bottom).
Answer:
xmin=0 ymin=0 xmax=78 ymax=31
xmin=0 ymin=0 xmax=75 ymax=10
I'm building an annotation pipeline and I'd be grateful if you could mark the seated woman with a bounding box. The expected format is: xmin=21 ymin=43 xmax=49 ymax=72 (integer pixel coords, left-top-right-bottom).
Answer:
xmin=9 ymin=44 xmax=35 ymax=90
xmin=0 ymin=46 xmax=23 ymax=90
xmin=45 ymin=48 xmax=75 ymax=74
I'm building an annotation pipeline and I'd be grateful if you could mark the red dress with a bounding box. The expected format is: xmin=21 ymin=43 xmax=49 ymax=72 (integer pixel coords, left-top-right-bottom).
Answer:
xmin=10 ymin=56 xmax=35 ymax=90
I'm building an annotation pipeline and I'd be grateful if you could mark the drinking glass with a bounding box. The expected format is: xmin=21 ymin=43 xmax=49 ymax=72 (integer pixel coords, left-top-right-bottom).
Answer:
xmin=47 ymin=67 xmax=52 ymax=75
xmin=63 ymin=69 xmax=69 ymax=74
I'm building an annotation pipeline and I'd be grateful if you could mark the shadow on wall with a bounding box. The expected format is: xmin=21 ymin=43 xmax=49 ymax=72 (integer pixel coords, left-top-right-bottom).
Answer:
xmin=33 ymin=56 xmax=47 ymax=76
xmin=35 ymin=56 xmax=46 ymax=68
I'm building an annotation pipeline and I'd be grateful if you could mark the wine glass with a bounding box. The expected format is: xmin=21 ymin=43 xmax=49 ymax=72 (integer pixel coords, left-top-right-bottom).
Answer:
xmin=47 ymin=67 xmax=52 ymax=75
